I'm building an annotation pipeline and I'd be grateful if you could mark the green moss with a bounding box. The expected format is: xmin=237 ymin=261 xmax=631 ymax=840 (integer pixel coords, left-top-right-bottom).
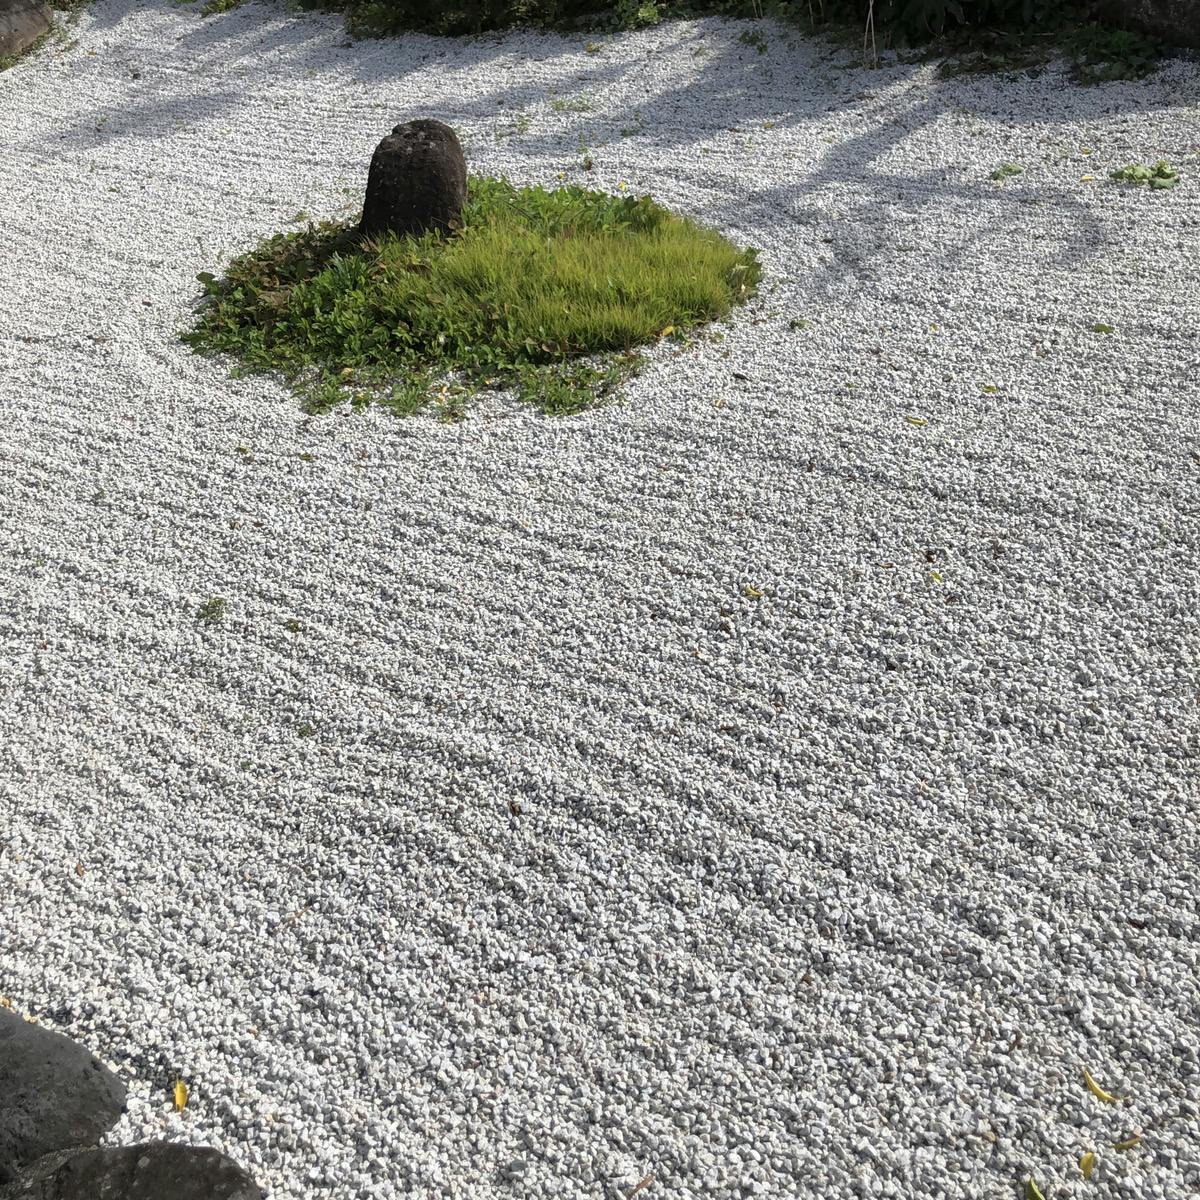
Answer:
xmin=183 ymin=175 xmax=760 ymax=416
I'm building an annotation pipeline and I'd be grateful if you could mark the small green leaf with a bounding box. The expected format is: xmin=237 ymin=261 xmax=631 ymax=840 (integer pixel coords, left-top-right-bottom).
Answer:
xmin=1092 ymin=323 xmax=1114 ymax=334
xmin=1026 ymin=1178 xmax=1047 ymax=1200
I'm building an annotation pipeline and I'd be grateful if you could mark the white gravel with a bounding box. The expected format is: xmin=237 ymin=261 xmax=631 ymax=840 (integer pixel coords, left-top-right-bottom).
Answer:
xmin=3 ymin=2 xmax=1200 ymax=1197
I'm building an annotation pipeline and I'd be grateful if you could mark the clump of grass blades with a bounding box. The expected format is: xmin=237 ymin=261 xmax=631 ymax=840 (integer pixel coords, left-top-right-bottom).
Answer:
xmin=183 ymin=176 xmax=760 ymax=416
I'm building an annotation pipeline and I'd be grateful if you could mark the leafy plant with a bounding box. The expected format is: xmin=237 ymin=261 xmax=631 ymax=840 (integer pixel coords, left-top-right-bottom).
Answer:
xmin=1110 ymin=160 xmax=1179 ymax=189
xmin=614 ymin=0 xmax=660 ymax=25
xmin=738 ymin=27 xmax=768 ymax=52
xmin=196 ymin=597 xmax=227 ymax=624
xmin=551 ymin=93 xmax=594 ymax=113
xmin=183 ymin=175 xmax=760 ymax=417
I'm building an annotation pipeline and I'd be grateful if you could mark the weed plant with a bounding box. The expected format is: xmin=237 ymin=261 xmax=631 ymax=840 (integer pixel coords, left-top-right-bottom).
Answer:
xmin=183 ymin=176 xmax=760 ymax=417
xmin=1110 ymin=160 xmax=1180 ymax=189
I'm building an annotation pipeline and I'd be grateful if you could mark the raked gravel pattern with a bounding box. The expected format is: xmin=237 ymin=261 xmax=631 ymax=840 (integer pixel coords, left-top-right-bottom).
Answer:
xmin=2 ymin=3 xmax=1200 ymax=1197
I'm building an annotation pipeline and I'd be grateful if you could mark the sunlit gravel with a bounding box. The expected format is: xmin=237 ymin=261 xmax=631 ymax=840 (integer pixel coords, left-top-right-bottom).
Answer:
xmin=2 ymin=2 xmax=1199 ymax=1197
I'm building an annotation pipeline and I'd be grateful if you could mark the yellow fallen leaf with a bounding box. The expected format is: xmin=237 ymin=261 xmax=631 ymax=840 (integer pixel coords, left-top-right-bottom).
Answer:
xmin=1113 ymin=1134 xmax=1141 ymax=1151
xmin=743 ymin=584 xmax=763 ymax=599
xmin=1081 ymin=174 xmax=1095 ymax=182
xmin=905 ymin=415 xmax=928 ymax=426
xmin=982 ymin=384 xmax=999 ymax=394
xmin=660 ymin=325 xmax=675 ymax=337
xmin=1026 ymin=1177 xmax=1046 ymax=1200
xmin=174 ymin=1079 xmax=189 ymax=1111
xmin=929 ymin=570 xmax=943 ymax=583
xmin=1080 ymin=1151 xmax=1096 ymax=1179
xmin=1083 ymin=1067 xmax=1122 ymax=1104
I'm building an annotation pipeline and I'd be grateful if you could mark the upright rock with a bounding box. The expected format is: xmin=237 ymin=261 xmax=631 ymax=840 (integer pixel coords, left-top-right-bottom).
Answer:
xmin=0 ymin=1010 xmax=126 ymax=1184
xmin=0 ymin=0 xmax=52 ymax=62
xmin=360 ymin=119 xmax=468 ymax=242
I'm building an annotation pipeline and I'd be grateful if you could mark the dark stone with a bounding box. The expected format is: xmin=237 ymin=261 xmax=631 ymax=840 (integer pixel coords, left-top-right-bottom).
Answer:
xmin=0 ymin=1145 xmax=262 ymax=1200
xmin=1102 ymin=0 xmax=1200 ymax=46
xmin=0 ymin=0 xmax=52 ymax=61
xmin=0 ymin=1010 xmax=126 ymax=1184
xmin=360 ymin=119 xmax=467 ymax=242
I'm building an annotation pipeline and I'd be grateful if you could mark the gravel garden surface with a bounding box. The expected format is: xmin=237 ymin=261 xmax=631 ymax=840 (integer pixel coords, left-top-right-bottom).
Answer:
xmin=2 ymin=2 xmax=1199 ymax=1197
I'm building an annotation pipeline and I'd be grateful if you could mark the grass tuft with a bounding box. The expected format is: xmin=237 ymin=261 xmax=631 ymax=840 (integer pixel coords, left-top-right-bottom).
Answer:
xmin=183 ymin=175 xmax=760 ymax=416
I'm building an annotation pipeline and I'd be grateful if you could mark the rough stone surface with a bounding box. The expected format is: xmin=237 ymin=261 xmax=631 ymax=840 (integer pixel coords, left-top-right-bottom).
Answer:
xmin=0 ymin=0 xmax=52 ymax=61
xmin=0 ymin=1012 xmax=126 ymax=1184
xmin=0 ymin=1145 xmax=262 ymax=1200
xmin=359 ymin=118 xmax=467 ymax=240
xmin=1104 ymin=0 xmax=1200 ymax=45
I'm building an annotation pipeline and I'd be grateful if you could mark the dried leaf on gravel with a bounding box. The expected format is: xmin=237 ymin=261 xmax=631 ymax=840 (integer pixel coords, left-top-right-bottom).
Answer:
xmin=1083 ymin=1067 xmax=1121 ymax=1103
xmin=1025 ymin=1177 xmax=1046 ymax=1200
xmin=1079 ymin=1151 xmax=1096 ymax=1179
xmin=1112 ymin=1134 xmax=1141 ymax=1151
xmin=174 ymin=1079 xmax=189 ymax=1111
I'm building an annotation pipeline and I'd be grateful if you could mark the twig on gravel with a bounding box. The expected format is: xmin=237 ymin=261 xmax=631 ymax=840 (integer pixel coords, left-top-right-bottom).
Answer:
xmin=625 ymin=1171 xmax=655 ymax=1199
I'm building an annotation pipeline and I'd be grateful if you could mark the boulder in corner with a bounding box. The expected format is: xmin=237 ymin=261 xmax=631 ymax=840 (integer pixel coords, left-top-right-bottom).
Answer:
xmin=0 ymin=1144 xmax=263 ymax=1200
xmin=0 ymin=1 xmax=52 ymax=62
xmin=360 ymin=118 xmax=468 ymax=242
xmin=0 ymin=1009 xmax=126 ymax=1184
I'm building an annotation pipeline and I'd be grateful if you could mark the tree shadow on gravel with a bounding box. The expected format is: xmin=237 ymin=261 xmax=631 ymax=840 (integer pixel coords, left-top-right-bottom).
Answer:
xmin=22 ymin=0 xmax=1197 ymax=309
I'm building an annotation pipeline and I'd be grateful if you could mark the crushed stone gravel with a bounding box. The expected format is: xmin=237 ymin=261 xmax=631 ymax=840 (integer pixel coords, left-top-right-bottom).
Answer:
xmin=2 ymin=2 xmax=1199 ymax=1197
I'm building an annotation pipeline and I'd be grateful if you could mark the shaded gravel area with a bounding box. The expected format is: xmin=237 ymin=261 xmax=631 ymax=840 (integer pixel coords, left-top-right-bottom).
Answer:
xmin=2 ymin=2 xmax=1199 ymax=1197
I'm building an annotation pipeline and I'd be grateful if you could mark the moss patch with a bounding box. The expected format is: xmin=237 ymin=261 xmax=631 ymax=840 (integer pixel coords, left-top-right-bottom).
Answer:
xmin=183 ymin=175 xmax=761 ymax=417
